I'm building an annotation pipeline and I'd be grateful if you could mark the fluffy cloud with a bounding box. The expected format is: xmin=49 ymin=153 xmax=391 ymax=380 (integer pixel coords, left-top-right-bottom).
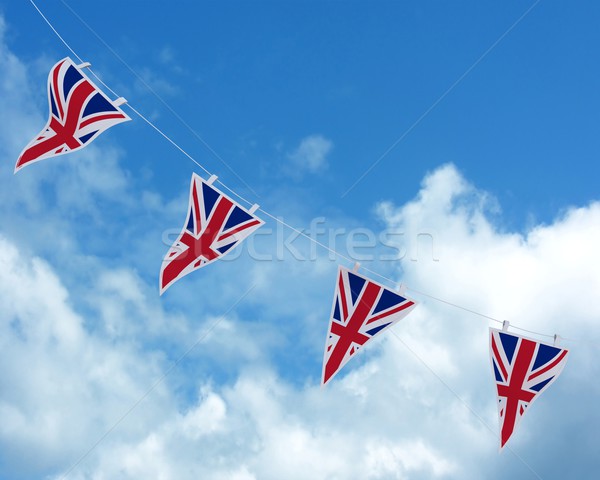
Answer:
xmin=0 ymin=234 xmax=171 ymax=479
xmin=285 ymin=134 xmax=333 ymax=177
xmin=378 ymin=163 xmax=600 ymax=332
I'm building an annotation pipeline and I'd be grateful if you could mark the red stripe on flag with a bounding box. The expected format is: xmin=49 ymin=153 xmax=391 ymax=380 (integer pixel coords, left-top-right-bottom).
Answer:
xmin=193 ymin=180 xmax=202 ymax=233
xmin=218 ymin=219 xmax=261 ymax=242
xmin=366 ymin=301 xmax=414 ymax=325
xmin=528 ymin=350 xmax=567 ymax=381
xmin=338 ymin=271 xmax=349 ymax=321
xmin=79 ymin=112 xmax=127 ymax=129
xmin=497 ymin=338 xmax=537 ymax=448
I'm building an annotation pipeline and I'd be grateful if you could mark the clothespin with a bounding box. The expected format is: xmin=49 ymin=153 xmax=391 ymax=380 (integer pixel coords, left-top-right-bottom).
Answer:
xmin=249 ymin=204 xmax=260 ymax=214
xmin=502 ymin=320 xmax=510 ymax=332
xmin=352 ymin=262 xmax=360 ymax=273
xmin=207 ymin=175 xmax=218 ymax=185
xmin=113 ymin=97 xmax=128 ymax=107
xmin=77 ymin=62 xmax=91 ymax=69
xmin=553 ymin=334 xmax=561 ymax=347
xmin=398 ymin=283 xmax=407 ymax=296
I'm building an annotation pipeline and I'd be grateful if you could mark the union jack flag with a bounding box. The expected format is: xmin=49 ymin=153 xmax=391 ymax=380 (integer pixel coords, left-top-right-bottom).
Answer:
xmin=15 ymin=57 xmax=130 ymax=172
xmin=160 ymin=173 xmax=264 ymax=294
xmin=490 ymin=327 xmax=568 ymax=450
xmin=322 ymin=267 xmax=417 ymax=385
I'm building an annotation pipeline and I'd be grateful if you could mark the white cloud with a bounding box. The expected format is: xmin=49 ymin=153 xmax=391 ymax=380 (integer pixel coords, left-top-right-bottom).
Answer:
xmin=136 ymin=66 xmax=180 ymax=97
xmin=285 ymin=134 xmax=333 ymax=177
xmin=158 ymin=46 xmax=175 ymax=65
xmin=0 ymin=234 xmax=172 ymax=478
xmin=377 ymin=163 xmax=600 ymax=333
xmin=179 ymin=388 xmax=227 ymax=439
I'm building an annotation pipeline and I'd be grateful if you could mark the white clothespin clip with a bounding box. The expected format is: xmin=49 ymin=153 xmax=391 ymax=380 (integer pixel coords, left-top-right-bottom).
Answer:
xmin=553 ymin=334 xmax=561 ymax=347
xmin=502 ymin=320 xmax=510 ymax=332
xmin=249 ymin=204 xmax=260 ymax=214
xmin=352 ymin=262 xmax=360 ymax=273
xmin=398 ymin=283 xmax=407 ymax=296
xmin=114 ymin=97 xmax=128 ymax=107
xmin=207 ymin=175 xmax=218 ymax=185
xmin=77 ymin=62 xmax=91 ymax=69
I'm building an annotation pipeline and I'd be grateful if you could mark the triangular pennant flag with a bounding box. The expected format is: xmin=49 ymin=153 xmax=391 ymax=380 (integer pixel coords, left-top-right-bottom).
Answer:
xmin=159 ymin=173 xmax=264 ymax=294
xmin=322 ymin=266 xmax=418 ymax=386
xmin=15 ymin=57 xmax=130 ymax=172
xmin=489 ymin=327 xmax=568 ymax=450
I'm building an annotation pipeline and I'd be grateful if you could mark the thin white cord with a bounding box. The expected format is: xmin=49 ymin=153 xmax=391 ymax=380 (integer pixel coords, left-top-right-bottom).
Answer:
xmin=407 ymin=286 xmax=504 ymax=325
xmin=257 ymin=209 xmax=355 ymax=263
xmin=28 ymin=0 xmax=83 ymax=63
xmin=126 ymin=105 xmax=211 ymax=178
xmin=27 ymin=0 xmax=588 ymax=346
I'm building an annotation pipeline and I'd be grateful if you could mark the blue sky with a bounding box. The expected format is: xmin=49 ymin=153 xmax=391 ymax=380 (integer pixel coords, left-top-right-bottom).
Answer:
xmin=0 ymin=1 xmax=599 ymax=479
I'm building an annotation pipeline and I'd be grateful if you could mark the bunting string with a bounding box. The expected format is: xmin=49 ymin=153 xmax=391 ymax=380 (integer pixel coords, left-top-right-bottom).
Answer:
xmin=28 ymin=0 xmax=83 ymax=64
xmin=27 ymin=0 xmax=588 ymax=346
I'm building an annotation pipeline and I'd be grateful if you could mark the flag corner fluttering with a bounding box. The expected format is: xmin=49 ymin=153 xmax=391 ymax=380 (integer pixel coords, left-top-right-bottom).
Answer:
xmin=15 ymin=56 xmax=130 ymax=172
